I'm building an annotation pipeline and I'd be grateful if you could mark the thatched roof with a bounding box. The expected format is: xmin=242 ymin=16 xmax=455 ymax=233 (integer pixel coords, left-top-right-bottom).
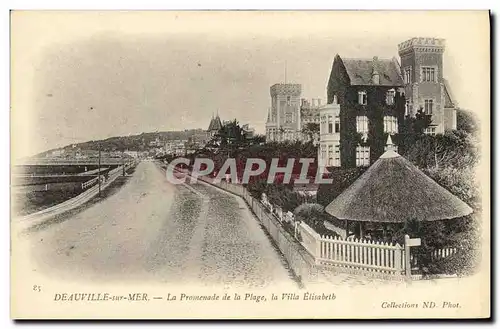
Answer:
xmin=325 ymin=150 xmax=473 ymax=223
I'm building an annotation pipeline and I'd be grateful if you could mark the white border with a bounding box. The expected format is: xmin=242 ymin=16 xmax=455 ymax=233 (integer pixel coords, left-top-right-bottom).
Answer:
xmin=3 ymin=1 xmax=497 ymax=328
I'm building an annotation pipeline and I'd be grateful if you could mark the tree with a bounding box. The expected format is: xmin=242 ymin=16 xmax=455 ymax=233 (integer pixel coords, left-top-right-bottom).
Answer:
xmin=301 ymin=122 xmax=320 ymax=142
xmin=251 ymin=134 xmax=266 ymax=145
xmin=396 ymin=107 xmax=432 ymax=155
xmin=457 ymin=108 xmax=479 ymax=136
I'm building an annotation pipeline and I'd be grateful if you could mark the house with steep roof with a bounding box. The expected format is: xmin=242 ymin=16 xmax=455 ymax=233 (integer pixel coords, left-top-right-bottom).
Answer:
xmin=325 ymin=55 xmax=406 ymax=168
xmin=323 ymin=37 xmax=459 ymax=169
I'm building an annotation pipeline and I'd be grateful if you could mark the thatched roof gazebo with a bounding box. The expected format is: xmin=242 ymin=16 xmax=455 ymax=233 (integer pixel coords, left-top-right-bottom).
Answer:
xmin=325 ymin=146 xmax=473 ymax=239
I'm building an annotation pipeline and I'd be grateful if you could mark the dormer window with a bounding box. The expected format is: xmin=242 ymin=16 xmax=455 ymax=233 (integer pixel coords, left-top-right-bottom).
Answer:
xmin=386 ymin=89 xmax=396 ymax=105
xmin=358 ymin=91 xmax=367 ymax=105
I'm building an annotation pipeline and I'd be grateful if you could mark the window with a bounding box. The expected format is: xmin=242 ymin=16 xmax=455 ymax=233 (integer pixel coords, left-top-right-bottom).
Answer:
xmin=405 ymin=100 xmax=411 ymax=116
xmin=424 ymin=99 xmax=434 ymax=115
xmin=321 ymin=115 xmax=326 ymax=134
xmin=321 ymin=144 xmax=326 ymax=160
xmin=424 ymin=127 xmax=437 ymax=136
xmin=356 ymin=116 xmax=369 ymax=133
xmin=334 ymin=144 xmax=341 ymax=167
xmin=384 ymin=116 xmax=398 ymax=134
xmin=335 ymin=116 xmax=340 ymax=133
xmin=421 ymin=67 xmax=436 ymax=82
xmin=358 ymin=91 xmax=367 ymax=105
xmin=328 ymin=145 xmax=333 ymax=166
xmin=356 ymin=146 xmax=370 ymax=167
xmin=404 ymin=67 xmax=412 ymax=84
xmin=286 ymin=96 xmax=291 ymax=105
xmin=328 ymin=115 xmax=333 ymax=134
xmin=386 ymin=89 xmax=396 ymax=105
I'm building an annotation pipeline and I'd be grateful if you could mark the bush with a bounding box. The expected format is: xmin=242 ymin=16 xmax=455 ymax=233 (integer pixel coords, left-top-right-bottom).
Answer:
xmin=294 ymin=203 xmax=340 ymax=237
xmin=424 ymin=166 xmax=479 ymax=211
xmin=264 ymin=184 xmax=305 ymax=213
xmin=390 ymin=216 xmax=479 ymax=277
xmin=247 ymin=178 xmax=267 ymax=200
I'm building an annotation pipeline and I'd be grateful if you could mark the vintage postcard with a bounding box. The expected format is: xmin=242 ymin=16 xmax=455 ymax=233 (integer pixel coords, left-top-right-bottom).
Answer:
xmin=10 ymin=11 xmax=490 ymax=319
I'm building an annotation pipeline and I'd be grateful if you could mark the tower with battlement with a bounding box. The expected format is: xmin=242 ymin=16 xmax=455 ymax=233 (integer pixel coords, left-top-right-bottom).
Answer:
xmin=266 ymin=83 xmax=302 ymax=142
xmin=398 ymin=37 xmax=457 ymax=134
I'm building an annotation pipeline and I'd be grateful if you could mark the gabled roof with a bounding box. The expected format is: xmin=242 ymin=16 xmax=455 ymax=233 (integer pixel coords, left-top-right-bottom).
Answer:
xmin=443 ymin=79 xmax=457 ymax=108
xmin=338 ymin=56 xmax=404 ymax=87
xmin=325 ymin=150 xmax=473 ymax=223
xmin=208 ymin=115 xmax=222 ymax=131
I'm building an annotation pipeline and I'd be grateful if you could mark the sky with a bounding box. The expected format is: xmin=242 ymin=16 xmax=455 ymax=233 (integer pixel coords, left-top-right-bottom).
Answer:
xmin=11 ymin=11 xmax=489 ymax=159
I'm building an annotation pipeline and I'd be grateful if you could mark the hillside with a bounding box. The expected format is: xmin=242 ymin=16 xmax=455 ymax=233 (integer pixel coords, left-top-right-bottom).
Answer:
xmin=37 ymin=129 xmax=208 ymax=156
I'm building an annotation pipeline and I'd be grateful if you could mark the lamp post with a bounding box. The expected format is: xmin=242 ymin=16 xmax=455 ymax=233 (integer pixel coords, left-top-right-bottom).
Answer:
xmin=98 ymin=143 xmax=101 ymax=197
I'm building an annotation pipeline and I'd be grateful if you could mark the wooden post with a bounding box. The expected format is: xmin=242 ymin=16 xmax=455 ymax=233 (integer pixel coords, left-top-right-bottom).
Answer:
xmin=98 ymin=147 xmax=101 ymax=197
xmin=404 ymin=234 xmax=411 ymax=280
xmin=359 ymin=222 xmax=364 ymax=240
xmin=315 ymin=231 xmax=321 ymax=264
xmin=345 ymin=219 xmax=349 ymax=238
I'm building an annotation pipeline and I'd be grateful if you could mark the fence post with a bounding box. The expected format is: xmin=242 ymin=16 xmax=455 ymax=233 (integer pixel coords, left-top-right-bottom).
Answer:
xmin=394 ymin=243 xmax=403 ymax=274
xmin=404 ymin=234 xmax=412 ymax=280
xmin=315 ymin=232 xmax=321 ymax=264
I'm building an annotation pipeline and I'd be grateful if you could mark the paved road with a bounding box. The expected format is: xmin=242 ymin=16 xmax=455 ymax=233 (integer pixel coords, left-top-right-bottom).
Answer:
xmin=13 ymin=161 xmax=295 ymax=288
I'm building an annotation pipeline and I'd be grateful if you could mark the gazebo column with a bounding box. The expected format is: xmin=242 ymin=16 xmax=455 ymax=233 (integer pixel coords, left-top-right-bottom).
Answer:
xmin=345 ymin=219 xmax=348 ymax=238
xmin=359 ymin=222 xmax=364 ymax=240
xmin=382 ymin=224 xmax=387 ymax=240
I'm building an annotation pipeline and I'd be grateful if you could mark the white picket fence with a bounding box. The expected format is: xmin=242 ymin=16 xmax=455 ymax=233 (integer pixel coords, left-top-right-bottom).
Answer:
xmin=81 ymin=177 xmax=99 ymax=190
xmin=299 ymin=222 xmax=404 ymax=275
xmin=318 ymin=235 xmax=405 ymax=274
xmin=431 ymin=247 xmax=458 ymax=260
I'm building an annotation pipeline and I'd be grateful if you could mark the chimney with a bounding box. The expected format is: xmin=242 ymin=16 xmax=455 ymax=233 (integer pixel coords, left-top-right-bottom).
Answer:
xmin=372 ymin=56 xmax=380 ymax=85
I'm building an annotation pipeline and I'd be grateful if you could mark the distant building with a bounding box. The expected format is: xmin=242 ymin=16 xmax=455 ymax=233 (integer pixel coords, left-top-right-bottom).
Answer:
xmin=49 ymin=149 xmax=65 ymax=157
xmin=207 ymin=114 xmax=223 ymax=137
xmin=164 ymin=139 xmax=187 ymax=156
xmin=300 ymin=98 xmax=322 ymax=142
xmin=241 ymin=124 xmax=255 ymax=139
xmin=265 ymin=83 xmax=302 ymax=142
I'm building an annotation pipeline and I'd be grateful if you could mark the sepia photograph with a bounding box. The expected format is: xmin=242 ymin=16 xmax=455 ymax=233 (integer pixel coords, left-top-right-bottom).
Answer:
xmin=9 ymin=10 xmax=490 ymax=319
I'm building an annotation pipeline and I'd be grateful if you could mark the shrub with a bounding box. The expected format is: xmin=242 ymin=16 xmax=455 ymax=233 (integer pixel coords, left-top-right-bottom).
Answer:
xmin=294 ymin=203 xmax=340 ymax=237
xmin=424 ymin=166 xmax=479 ymax=210
xmin=264 ymin=184 xmax=304 ymax=213
xmin=247 ymin=178 xmax=267 ymax=200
